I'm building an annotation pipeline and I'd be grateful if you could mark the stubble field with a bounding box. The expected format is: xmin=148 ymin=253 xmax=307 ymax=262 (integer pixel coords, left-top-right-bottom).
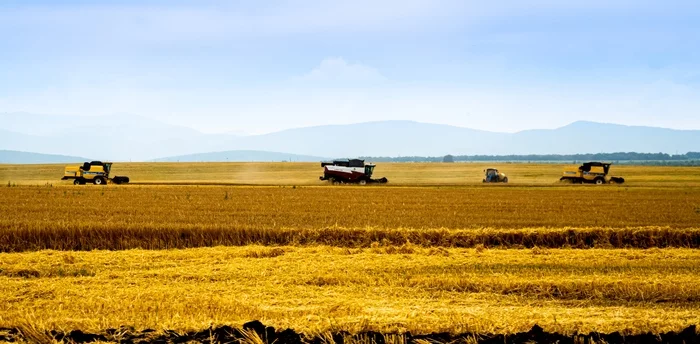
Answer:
xmin=2 ymin=161 xmax=700 ymax=186
xmin=0 ymin=162 xmax=699 ymax=341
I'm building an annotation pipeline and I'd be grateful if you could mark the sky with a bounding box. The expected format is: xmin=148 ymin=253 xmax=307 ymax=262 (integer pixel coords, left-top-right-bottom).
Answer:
xmin=1 ymin=0 xmax=699 ymax=134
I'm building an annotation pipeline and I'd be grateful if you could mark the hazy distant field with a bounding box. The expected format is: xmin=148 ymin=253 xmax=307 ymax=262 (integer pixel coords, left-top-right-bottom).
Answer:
xmin=2 ymin=161 xmax=700 ymax=186
xmin=1 ymin=162 xmax=699 ymax=337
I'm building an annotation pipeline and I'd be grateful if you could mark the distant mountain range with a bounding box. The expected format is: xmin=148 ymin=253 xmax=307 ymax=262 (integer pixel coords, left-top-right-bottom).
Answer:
xmin=0 ymin=150 xmax=90 ymax=164
xmin=1 ymin=112 xmax=699 ymax=163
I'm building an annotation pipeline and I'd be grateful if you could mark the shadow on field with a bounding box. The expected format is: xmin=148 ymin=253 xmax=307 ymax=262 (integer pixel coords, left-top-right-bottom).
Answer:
xmin=2 ymin=321 xmax=697 ymax=344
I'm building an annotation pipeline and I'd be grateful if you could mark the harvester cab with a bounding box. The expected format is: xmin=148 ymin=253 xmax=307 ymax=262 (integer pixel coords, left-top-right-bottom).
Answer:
xmin=560 ymin=162 xmax=625 ymax=185
xmin=320 ymin=159 xmax=388 ymax=185
xmin=62 ymin=161 xmax=130 ymax=185
xmin=364 ymin=164 xmax=376 ymax=178
xmin=483 ymin=168 xmax=508 ymax=183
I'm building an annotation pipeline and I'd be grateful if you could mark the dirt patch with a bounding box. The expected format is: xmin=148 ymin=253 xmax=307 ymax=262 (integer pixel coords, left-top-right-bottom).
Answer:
xmin=0 ymin=321 xmax=697 ymax=343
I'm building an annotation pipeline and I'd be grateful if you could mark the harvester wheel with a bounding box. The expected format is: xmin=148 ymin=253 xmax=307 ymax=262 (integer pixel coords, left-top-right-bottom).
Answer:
xmin=73 ymin=179 xmax=82 ymax=186
xmin=594 ymin=178 xmax=604 ymax=185
xmin=358 ymin=180 xmax=367 ymax=186
xmin=503 ymin=177 xmax=508 ymax=183
xmin=94 ymin=177 xmax=105 ymax=185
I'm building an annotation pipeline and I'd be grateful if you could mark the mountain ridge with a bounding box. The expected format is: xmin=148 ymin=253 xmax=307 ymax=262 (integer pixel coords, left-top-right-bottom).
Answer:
xmin=0 ymin=150 xmax=91 ymax=164
xmin=1 ymin=113 xmax=698 ymax=160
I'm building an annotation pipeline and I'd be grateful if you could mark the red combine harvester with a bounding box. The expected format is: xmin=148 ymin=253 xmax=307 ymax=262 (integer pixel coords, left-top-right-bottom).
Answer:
xmin=319 ymin=159 xmax=388 ymax=185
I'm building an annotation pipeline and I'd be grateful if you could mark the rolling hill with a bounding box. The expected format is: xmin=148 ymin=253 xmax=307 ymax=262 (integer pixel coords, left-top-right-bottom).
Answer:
xmin=216 ymin=120 xmax=700 ymax=157
xmin=0 ymin=150 xmax=90 ymax=164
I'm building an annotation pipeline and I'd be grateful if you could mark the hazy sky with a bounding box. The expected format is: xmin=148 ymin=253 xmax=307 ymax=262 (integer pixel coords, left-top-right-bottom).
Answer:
xmin=1 ymin=0 xmax=699 ymax=134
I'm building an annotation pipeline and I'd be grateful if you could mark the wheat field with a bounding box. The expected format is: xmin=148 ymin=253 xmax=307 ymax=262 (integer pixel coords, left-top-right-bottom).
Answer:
xmin=0 ymin=162 xmax=699 ymax=337
xmin=1 ymin=246 xmax=699 ymax=335
xmin=0 ymin=245 xmax=700 ymax=332
xmin=2 ymin=162 xmax=700 ymax=186
xmin=1 ymin=185 xmax=699 ymax=251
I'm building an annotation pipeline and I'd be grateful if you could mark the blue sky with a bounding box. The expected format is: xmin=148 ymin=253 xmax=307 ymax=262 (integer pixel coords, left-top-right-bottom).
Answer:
xmin=1 ymin=0 xmax=699 ymax=134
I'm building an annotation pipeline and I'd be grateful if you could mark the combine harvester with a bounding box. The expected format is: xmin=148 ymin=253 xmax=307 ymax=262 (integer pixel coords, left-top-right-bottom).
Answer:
xmin=62 ymin=161 xmax=130 ymax=185
xmin=320 ymin=159 xmax=388 ymax=185
xmin=560 ymin=162 xmax=625 ymax=185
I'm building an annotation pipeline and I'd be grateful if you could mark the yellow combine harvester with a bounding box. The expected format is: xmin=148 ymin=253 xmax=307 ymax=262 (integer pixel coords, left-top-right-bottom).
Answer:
xmin=62 ymin=161 xmax=130 ymax=185
xmin=560 ymin=162 xmax=624 ymax=185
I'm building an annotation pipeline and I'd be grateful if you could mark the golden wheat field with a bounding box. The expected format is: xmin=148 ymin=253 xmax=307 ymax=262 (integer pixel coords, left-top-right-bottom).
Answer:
xmin=0 ymin=162 xmax=699 ymax=337
xmin=2 ymin=162 xmax=700 ymax=186
xmin=1 ymin=247 xmax=699 ymax=335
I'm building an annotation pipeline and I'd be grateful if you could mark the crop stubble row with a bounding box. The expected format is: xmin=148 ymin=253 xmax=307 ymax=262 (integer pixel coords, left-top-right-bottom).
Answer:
xmin=1 ymin=185 xmax=699 ymax=251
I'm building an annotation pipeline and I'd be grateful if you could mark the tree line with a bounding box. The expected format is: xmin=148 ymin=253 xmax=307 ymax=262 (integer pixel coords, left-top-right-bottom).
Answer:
xmin=359 ymin=152 xmax=700 ymax=165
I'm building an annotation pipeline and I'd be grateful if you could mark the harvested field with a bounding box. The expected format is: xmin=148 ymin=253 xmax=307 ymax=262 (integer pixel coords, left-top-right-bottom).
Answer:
xmin=1 ymin=162 xmax=699 ymax=340
xmin=2 ymin=162 xmax=700 ymax=186
xmin=0 ymin=185 xmax=699 ymax=251
xmin=0 ymin=247 xmax=699 ymax=335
